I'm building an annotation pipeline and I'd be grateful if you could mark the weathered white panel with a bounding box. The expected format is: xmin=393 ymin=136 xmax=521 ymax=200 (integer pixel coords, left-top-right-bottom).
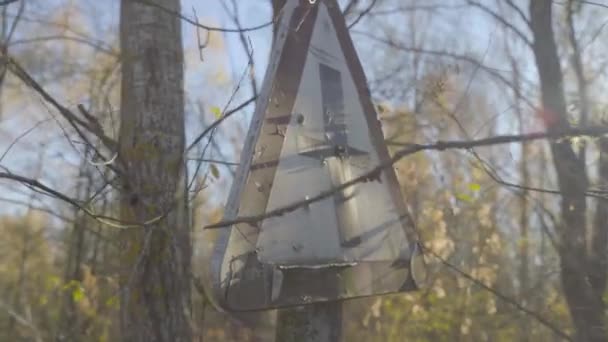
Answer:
xmin=256 ymin=3 xmax=409 ymax=266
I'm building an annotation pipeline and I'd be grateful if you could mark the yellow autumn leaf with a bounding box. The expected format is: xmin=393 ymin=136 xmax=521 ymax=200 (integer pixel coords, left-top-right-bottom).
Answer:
xmin=72 ymin=285 xmax=85 ymax=303
xmin=211 ymin=106 xmax=222 ymax=119
xmin=106 ymin=296 xmax=119 ymax=309
xmin=456 ymin=193 xmax=473 ymax=203
xmin=210 ymin=164 xmax=220 ymax=179
xmin=468 ymin=183 xmax=481 ymax=192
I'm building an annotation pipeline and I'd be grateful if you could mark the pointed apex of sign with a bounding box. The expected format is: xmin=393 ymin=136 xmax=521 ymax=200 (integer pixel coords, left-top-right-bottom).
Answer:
xmin=201 ymin=0 xmax=425 ymax=312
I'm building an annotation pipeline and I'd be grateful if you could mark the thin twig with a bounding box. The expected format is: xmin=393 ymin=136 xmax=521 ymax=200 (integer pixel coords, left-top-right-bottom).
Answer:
xmin=186 ymin=158 xmax=239 ymax=166
xmin=186 ymin=96 xmax=256 ymax=152
xmin=347 ymin=0 xmax=378 ymax=29
xmin=504 ymin=0 xmax=531 ymax=27
xmin=0 ymin=0 xmax=18 ymax=6
xmin=467 ymin=0 xmax=532 ymax=47
xmin=424 ymin=246 xmax=573 ymax=341
xmin=3 ymin=55 xmax=118 ymax=162
xmin=0 ymin=170 xmax=164 ymax=229
xmin=0 ymin=118 xmax=51 ymax=163
xmin=224 ymin=0 xmax=258 ymax=99
xmin=0 ymin=300 xmax=43 ymax=342
xmin=132 ymin=0 xmax=272 ymax=33
xmin=352 ymin=30 xmax=536 ymax=109
xmin=187 ymin=53 xmax=254 ymax=191
xmin=552 ymin=0 xmax=608 ymax=10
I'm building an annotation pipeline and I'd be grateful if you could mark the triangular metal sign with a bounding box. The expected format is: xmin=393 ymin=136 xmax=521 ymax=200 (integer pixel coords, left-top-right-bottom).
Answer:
xmin=200 ymin=0 xmax=426 ymax=312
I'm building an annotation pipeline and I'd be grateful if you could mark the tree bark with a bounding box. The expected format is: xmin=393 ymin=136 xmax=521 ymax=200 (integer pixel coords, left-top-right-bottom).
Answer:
xmin=593 ymin=136 xmax=608 ymax=305
xmin=529 ymin=1 xmax=607 ymax=341
xmin=567 ymin=0 xmax=608 ymax=310
xmin=118 ymin=0 xmax=190 ymax=341
xmin=510 ymin=55 xmax=530 ymax=342
xmin=276 ymin=302 xmax=342 ymax=342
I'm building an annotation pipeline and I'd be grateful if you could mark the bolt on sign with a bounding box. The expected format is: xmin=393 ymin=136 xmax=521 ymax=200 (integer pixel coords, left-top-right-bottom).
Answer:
xmin=199 ymin=0 xmax=426 ymax=312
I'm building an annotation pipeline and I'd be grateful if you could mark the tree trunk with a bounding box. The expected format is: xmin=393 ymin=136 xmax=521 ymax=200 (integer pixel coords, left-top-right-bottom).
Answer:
xmin=118 ymin=0 xmax=190 ymax=341
xmin=529 ymin=1 xmax=607 ymax=341
xmin=593 ymin=136 xmax=608 ymax=303
xmin=276 ymin=302 xmax=342 ymax=342
xmin=58 ymin=148 xmax=93 ymax=340
xmin=510 ymin=55 xmax=530 ymax=342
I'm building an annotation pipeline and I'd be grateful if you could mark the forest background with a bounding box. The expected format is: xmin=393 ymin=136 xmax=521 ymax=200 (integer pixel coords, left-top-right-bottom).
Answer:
xmin=1 ymin=0 xmax=608 ymax=341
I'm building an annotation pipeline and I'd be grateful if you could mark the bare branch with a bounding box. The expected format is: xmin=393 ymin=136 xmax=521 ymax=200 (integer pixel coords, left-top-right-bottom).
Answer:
xmin=0 ymin=300 xmax=43 ymax=342
xmin=352 ymin=30 xmax=536 ymax=109
xmin=192 ymin=8 xmax=210 ymax=61
xmin=10 ymin=35 xmax=118 ymax=56
xmin=0 ymin=118 xmax=50 ymax=163
xmin=0 ymin=196 xmax=73 ymax=222
xmin=347 ymin=0 xmax=379 ymax=29
xmin=467 ymin=0 xmax=532 ymax=47
xmin=187 ymin=54 xmax=255 ymax=192
xmin=186 ymin=96 xmax=256 ymax=152
xmin=186 ymin=158 xmax=239 ymax=166
xmin=342 ymin=0 xmax=359 ymax=17
xmin=223 ymin=0 xmax=258 ymax=98
xmin=504 ymin=0 xmax=531 ymax=27
xmin=553 ymin=0 xmax=608 ymax=10
xmin=366 ymin=4 xmax=468 ymax=16
xmin=0 ymin=0 xmax=18 ymax=6
xmin=206 ymin=125 xmax=608 ymax=229
xmin=0 ymin=170 xmax=164 ymax=229
xmin=132 ymin=0 xmax=272 ymax=33
xmin=3 ymin=55 xmax=118 ymax=155
xmin=0 ymin=171 xmax=84 ymax=211
xmin=424 ymin=246 xmax=573 ymax=341
xmin=3 ymin=0 xmax=23 ymax=45
xmin=476 ymin=157 xmax=608 ymax=200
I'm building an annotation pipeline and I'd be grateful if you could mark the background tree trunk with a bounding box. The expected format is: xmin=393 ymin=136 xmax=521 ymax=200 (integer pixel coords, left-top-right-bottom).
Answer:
xmin=118 ymin=0 xmax=190 ymax=341
xmin=529 ymin=1 xmax=607 ymax=340
xmin=276 ymin=302 xmax=342 ymax=342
